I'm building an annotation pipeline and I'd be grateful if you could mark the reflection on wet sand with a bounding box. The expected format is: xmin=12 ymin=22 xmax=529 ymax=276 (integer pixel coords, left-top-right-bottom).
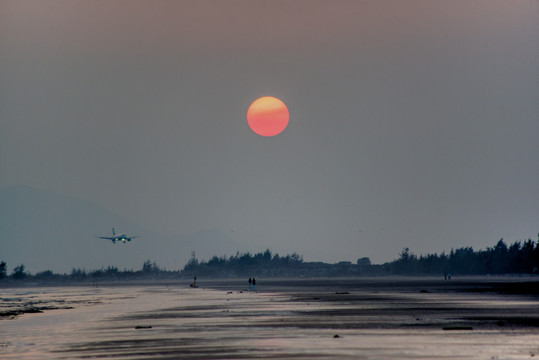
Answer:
xmin=1 ymin=278 xmax=538 ymax=359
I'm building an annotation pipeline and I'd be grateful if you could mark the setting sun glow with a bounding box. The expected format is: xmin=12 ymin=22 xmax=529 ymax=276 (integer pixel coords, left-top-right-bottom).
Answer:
xmin=247 ymin=96 xmax=289 ymax=137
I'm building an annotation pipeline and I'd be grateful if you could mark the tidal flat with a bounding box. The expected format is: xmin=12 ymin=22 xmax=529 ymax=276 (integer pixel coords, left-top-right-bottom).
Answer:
xmin=1 ymin=277 xmax=538 ymax=359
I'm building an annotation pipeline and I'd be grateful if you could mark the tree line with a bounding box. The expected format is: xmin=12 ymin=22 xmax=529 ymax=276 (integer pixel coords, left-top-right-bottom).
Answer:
xmin=1 ymin=237 xmax=538 ymax=281
xmin=180 ymin=238 xmax=539 ymax=277
xmin=388 ymin=238 xmax=539 ymax=275
xmin=0 ymin=260 xmax=180 ymax=282
xmin=182 ymin=250 xmax=304 ymax=277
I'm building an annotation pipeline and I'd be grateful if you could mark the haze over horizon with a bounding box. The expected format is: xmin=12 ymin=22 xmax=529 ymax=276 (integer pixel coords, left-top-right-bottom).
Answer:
xmin=1 ymin=1 xmax=538 ymax=273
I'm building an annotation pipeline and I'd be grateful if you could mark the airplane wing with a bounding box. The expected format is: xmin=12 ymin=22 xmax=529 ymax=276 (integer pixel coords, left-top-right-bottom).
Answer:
xmin=97 ymin=236 xmax=115 ymax=240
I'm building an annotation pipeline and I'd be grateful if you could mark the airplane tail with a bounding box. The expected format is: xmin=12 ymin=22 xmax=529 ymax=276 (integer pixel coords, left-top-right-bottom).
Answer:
xmin=112 ymin=227 xmax=116 ymax=236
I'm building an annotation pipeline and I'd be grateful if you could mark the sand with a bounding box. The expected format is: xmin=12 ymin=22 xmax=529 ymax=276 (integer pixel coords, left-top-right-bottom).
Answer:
xmin=1 ymin=277 xmax=538 ymax=359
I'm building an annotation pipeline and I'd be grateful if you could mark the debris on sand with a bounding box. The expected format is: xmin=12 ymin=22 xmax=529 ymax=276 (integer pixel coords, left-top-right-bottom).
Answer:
xmin=443 ymin=326 xmax=473 ymax=330
xmin=135 ymin=325 xmax=152 ymax=329
xmin=0 ymin=306 xmax=73 ymax=319
xmin=0 ymin=308 xmax=43 ymax=318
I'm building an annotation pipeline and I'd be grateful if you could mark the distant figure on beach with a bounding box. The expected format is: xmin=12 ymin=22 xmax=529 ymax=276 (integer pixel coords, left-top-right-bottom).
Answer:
xmin=190 ymin=276 xmax=198 ymax=288
xmin=248 ymin=278 xmax=252 ymax=290
xmin=252 ymin=278 xmax=256 ymax=291
xmin=447 ymin=273 xmax=452 ymax=280
xmin=444 ymin=272 xmax=447 ymax=280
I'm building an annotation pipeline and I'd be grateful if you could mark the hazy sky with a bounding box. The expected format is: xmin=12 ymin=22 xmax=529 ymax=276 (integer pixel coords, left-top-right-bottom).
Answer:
xmin=1 ymin=0 xmax=538 ymax=266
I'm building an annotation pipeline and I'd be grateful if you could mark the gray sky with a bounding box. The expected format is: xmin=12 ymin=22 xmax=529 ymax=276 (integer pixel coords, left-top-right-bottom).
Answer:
xmin=1 ymin=0 xmax=538 ymax=268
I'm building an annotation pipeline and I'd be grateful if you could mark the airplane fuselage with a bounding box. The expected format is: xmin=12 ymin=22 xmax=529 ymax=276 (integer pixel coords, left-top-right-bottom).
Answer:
xmin=98 ymin=228 xmax=137 ymax=244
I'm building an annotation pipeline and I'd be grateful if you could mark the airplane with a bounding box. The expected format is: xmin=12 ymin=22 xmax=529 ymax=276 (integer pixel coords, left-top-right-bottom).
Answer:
xmin=97 ymin=228 xmax=138 ymax=244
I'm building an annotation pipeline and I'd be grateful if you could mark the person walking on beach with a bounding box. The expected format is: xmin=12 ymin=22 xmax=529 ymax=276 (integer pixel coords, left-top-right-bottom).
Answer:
xmin=248 ymin=277 xmax=252 ymax=290
xmin=252 ymin=278 xmax=256 ymax=292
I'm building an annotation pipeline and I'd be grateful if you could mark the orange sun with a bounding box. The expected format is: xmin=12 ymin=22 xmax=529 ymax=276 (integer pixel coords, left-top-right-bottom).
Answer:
xmin=247 ymin=96 xmax=289 ymax=137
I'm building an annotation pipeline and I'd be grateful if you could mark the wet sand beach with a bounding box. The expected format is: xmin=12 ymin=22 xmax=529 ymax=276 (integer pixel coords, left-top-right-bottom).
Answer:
xmin=1 ymin=277 xmax=538 ymax=359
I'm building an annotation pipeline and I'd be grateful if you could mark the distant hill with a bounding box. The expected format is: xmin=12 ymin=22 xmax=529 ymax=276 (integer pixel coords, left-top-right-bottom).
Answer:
xmin=0 ymin=186 xmax=241 ymax=273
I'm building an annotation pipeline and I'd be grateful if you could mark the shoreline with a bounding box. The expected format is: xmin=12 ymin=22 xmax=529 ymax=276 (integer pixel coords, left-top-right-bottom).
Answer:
xmin=3 ymin=276 xmax=539 ymax=302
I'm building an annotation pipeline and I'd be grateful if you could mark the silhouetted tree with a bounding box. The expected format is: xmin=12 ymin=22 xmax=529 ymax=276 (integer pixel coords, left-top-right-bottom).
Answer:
xmin=449 ymin=247 xmax=475 ymax=274
xmin=142 ymin=260 xmax=160 ymax=273
xmin=35 ymin=270 xmax=54 ymax=280
xmin=12 ymin=264 xmax=26 ymax=279
xmin=357 ymin=257 xmax=371 ymax=266
xmin=492 ymin=239 xmax=509 ymax=273
xmin=0 ymin=261 xmax=6 ymax=279
xmin=71 ymin=268 xmax=88 ymax=278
